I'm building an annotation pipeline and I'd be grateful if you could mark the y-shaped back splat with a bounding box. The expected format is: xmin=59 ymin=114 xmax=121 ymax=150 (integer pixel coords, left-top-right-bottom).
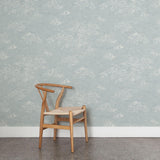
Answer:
xmin=55 ymin=87 xmax=64 ymax=109
xmin=37 ymin=89 xmax=50 ymax=112
xmin=35 ymin=84 xmax=55 ymax=112
xmin=35 ymin=83 xmax=72 ymax=111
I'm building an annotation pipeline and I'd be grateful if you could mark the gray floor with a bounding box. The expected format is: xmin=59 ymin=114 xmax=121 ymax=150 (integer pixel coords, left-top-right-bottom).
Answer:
xmin=0 ymin=138 xmax=160 ymax=160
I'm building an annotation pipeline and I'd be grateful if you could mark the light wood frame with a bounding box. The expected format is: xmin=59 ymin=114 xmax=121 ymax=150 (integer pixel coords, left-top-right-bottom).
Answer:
xmin=35 ymin=83 xmax=88 ymax=152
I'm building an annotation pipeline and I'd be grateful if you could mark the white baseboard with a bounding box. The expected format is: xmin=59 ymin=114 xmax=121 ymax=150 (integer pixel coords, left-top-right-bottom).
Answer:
xmin=1 ymin=127 xmax=160 ymax=137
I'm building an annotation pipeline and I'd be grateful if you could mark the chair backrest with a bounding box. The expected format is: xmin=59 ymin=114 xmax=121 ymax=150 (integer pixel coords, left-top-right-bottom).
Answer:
xmin=35 ymin=83 xmax=72 ymax=111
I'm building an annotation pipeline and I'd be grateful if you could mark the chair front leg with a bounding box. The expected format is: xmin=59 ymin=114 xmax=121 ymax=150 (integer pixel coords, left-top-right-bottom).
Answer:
xmin=69 ymin=111 xmax=74 ymax=152
xmin=39 ymin=114 xmax=44 ymax=148
xmin=53 ymin=115 xmax=58 ymax=141
xmin=82 ymin=105 xmax=88 ymax=142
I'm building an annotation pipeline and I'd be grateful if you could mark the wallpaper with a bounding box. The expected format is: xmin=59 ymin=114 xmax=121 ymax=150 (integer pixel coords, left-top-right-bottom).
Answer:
xmin=1 ymin=0 xmax=160 ymax=126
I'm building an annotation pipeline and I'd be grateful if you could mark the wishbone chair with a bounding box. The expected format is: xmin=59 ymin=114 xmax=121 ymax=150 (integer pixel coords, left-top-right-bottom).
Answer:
xmin=35 ymin=83 xmax=88 ymax=152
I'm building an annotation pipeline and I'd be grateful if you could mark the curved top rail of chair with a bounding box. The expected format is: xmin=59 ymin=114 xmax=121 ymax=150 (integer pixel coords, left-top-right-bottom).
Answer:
xmin=35 ymin=83 xmax=72 ymax=93
xmin=35 ymin=84 xmax=55 ymax=93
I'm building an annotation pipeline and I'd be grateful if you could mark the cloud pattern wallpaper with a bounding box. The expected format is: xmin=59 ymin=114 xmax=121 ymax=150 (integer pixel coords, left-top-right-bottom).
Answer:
xmin=1 ymin=0 xmax=160 ymax=126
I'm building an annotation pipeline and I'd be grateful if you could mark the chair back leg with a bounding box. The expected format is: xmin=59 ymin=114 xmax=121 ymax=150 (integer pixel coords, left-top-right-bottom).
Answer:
xmin=39 ymin=91 xmax=47 ymax=148
xmin=69 ymin=111 xmax=74 ymax=152
xmin=82 ymin=105 xmax=88 ymax=142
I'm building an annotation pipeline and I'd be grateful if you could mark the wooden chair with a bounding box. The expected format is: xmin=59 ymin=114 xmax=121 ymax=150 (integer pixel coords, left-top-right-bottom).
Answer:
xmin=35 ymin=83 xmax=88 ymax=152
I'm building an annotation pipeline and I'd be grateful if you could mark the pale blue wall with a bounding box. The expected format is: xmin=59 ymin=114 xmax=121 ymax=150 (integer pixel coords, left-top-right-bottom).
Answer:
xmin=1 ymin=0 xmax=160 ymax=126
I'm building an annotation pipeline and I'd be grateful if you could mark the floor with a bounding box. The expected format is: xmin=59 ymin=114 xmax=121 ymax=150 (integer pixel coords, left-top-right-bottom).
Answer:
xmin=0 ymin=138 xmax=160 ymax=160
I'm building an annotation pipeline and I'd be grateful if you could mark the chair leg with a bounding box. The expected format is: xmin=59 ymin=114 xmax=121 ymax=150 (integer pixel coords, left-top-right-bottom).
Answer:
xmin=69 ymin=111 xmax=74 ymax=153
xmin=53 ymin=115 xmax=58 ymax=141
xmin=39 ymin=114 xmax=44 ymax=149
xmin=82 ymin=105 xmax=88 ymax=142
